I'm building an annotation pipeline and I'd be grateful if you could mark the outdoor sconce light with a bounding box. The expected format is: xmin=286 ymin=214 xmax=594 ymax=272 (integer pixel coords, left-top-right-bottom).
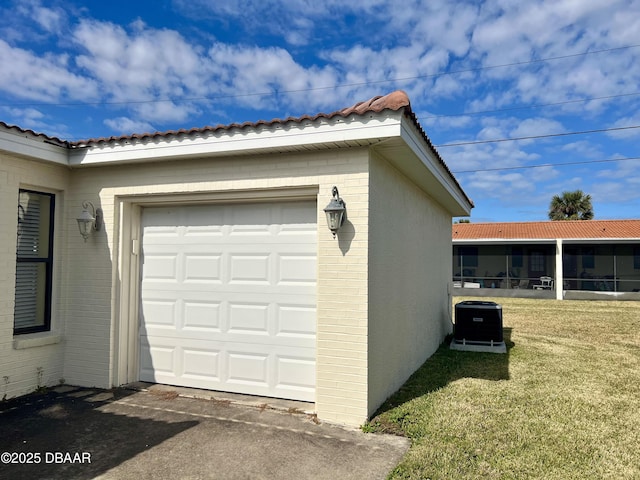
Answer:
xmin=76 ymin=200 xmax=102 ymax=242
xmin=323 ymin=186 xmax=346 ymax=238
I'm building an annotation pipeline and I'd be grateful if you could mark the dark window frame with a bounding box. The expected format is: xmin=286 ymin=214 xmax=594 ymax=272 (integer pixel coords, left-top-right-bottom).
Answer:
xmin=529 ymin=250 xmax=546 ymax=274
xmin=14 ymin=189 xmax=55 ymax=335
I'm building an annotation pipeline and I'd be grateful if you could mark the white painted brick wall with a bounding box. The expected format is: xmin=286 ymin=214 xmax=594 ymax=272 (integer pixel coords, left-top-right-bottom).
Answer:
xmin=0 ymin=154 xmax=69 ymax=400
xmin=61 ymin=148 xmax=371 ymax=425
xmin=367 ymin=151 xmax=454 ymax=415
xmin=3 ymin=141 xmax=455 ymax=427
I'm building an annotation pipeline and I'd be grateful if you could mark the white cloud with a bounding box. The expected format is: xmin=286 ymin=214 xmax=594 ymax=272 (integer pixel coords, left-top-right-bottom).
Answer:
xmin=419 ymin=112 xmax=474 ymax=131
xmin=207 ymin=43 xmax=340 ymax=112
xmin=561 ymin=140 xmax=603 ymax=158
xmin=32 ymin=5 xmax=65 ymax=34
xmin=14 ymin=0 xmax=66 ymax=35
xmin=3 ymin=106 xmax=44 ymax=123
xmin=593 ymin=160 xmax=640 ymax=201
xmin=510 ymin=118 xmax=565 ymax=138
xmin=463 ymin=170 xmax=540 ymax=201
xmin=591 ymin=179 xmax=640 ymax=202
xmin=72 ymin=19 xmax=209 ymax=122
xmin=0 ymin=40 xmax=98 ymax=102
xmin=1 ymin=106 xmax=72 ymax=139
xmin=607 ymin=114 xmax=640 ymax=139
xmin=73 ymin=20 xmax=206 ymax=96
xmin=103 ymin=117 xmax=155 ymax=135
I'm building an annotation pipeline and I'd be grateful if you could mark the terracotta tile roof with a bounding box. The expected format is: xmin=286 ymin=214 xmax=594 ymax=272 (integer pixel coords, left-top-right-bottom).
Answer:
xmin=0 ymin=91 xmax=414 ymax=149
xmin=70 ymin=90 xmax=414 ymax=147
xmin=0 ymin=91 xmax=471 ymax=207
xmin=66 ymin=90 xmax=469 ymax=206
xmin=0 ymin=121 xmax=68 ymax=146
xmin=452 ymin=220 xmax=640 ymax=240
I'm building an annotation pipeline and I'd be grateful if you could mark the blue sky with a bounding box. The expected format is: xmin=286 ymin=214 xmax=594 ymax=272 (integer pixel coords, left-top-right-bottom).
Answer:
xmin=1 ymin=0 xmax=639 ymax=222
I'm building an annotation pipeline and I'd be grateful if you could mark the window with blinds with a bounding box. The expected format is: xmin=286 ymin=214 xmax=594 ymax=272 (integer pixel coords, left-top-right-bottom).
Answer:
xmin=14 ymin=190 xmax=55 ymax=334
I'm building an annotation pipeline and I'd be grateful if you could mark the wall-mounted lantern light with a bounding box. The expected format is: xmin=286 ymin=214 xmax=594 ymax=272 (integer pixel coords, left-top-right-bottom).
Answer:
xmin=76 ymin=200 xmax=102 ymax=242
xmin=323 ymin=186 xmax=346 ymax=238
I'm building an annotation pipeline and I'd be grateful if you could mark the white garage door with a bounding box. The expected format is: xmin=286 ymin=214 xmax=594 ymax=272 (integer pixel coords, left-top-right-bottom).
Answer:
xmin=139 ymin=201 xmax=317 ymax=402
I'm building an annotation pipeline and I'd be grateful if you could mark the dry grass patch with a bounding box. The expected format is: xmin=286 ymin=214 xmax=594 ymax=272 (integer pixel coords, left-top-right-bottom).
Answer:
xmin=366 ymin=297 xmax=640 ymax=480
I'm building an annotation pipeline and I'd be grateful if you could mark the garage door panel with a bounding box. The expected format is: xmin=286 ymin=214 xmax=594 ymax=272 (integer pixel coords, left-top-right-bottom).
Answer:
xmin=184 ymin=208 xmax=224 ymax=232
xmin=140 ymin=200 xmax=316 ymax=401
xmin=153 ymin=303 xmax=316 ymax=347
xmin=228 ymin=254 xmax=271 ymax=284
xmin=139 ymin=342 xmax=175 ymax=378
xmin=183 ymin=254 xmax=222 ymax=283
xmin=276 ymin=355 xmax=316 ymax=391
xmin=227 ymin=351 xmax=269 ymax=386
xmin=183 ymin=223 xmax=224 ymax=236
xmin=140 ymin=336 xmax=315 ymax=400
xmin=227 ymin=302 xmax=270 ymax=335
xmin=182 ymin=301 xmax=222 ymax=331
xmin=276 ymin=305 xmax=316 ymax=338
xmin=182 ymin=348 xmax=221 ymax=381
xmin=140 ymin=299 xmax=178 ymax=327
xmin=142 ymin=255 xmax=178 ymax=280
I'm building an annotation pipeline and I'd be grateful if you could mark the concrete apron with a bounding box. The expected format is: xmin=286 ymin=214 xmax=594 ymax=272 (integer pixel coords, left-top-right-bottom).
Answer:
xmin=0 ymin=384 xmax=409 ymax=480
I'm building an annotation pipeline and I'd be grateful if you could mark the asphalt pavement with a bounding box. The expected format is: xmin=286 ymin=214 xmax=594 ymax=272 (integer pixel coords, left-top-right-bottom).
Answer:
xmin=0 ymin=385 xmax=409 ymax=480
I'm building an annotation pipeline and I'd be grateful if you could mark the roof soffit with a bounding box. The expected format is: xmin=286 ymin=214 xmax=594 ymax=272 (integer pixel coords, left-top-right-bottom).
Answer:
xmin=371 ymin=114 xmax=473 ymax=217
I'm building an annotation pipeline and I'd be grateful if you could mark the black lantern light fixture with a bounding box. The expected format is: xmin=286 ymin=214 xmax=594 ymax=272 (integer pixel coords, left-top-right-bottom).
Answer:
xmin=323 ymin=186 xmax=346 ymax=238
xmin=76 ymin=200 xmax=102 ymax=242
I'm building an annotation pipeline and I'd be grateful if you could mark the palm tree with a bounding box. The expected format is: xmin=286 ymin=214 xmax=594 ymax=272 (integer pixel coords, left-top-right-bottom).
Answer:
xmin=548 ymin=190 xmax=594 ymax=220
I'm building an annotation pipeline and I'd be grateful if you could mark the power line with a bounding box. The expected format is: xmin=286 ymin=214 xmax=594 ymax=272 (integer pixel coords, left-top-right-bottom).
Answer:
xmin=452 ymin=156 xmax=640 ymax=174
xmin=435 ymin=125 xmax=640 ymax=147
xmin=417 ymin=91 xmax=640 ymax=120
xmin=2 ymin=44 xmax=640 ymax=108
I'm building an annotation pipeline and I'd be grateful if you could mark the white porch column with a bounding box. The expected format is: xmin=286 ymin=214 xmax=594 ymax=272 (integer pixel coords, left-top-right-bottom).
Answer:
xmin=555 ymin=239 xmax=563 ymax=300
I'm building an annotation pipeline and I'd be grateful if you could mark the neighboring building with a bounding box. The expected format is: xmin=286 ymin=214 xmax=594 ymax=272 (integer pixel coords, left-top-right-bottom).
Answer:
xmin=1 ymin=91 xmax=472 ymax=426
xmin=453 ymin=220 xmax=640 ymax=300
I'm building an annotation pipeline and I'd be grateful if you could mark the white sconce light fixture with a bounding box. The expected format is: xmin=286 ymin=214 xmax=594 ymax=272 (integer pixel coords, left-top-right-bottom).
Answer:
xmin=323 ymin=186 xmax=346 ymax=238
xmin=76 ymin=200 xmax=102 ymax=242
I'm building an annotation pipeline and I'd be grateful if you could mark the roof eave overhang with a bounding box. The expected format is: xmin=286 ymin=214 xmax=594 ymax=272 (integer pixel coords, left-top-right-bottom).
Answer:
xmin=453 ymin=237 xmax=640 ymax=244
xmin=371 ymin=115 xmax=473 ymax=217
xmin=0 ymin=128 xmax=69 ymax=166
xmin=453 ymin=238 xmax=557 ymax=245
xmin=67 ymin=113 xmax=404 ymax=167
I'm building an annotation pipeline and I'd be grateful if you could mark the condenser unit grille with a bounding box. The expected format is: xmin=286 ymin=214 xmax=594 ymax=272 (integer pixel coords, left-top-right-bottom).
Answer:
xmin=454 ymin=301 xmax=503 ymax=343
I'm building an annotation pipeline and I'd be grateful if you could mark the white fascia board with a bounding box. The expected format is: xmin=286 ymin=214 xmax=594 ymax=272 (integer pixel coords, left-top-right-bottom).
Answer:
xmin=397 ymin=118 xmax=472 ymax=216
xmin=0 ymin=129 xmax=69 ymax=165
xmin=68 ymin=114 xmax=402 ymax=166
xmin=453 ymin=238 xmax=556 ymax=244
xmin=561 ymin=238 xmax=640 ymax=244
xmin=453 ymin=238 xmax=640 ymax=244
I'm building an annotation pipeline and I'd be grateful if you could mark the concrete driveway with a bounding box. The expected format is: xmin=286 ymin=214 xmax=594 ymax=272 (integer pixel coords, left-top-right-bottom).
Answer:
xmin=0 ymin=385 xmax=409 ymax=479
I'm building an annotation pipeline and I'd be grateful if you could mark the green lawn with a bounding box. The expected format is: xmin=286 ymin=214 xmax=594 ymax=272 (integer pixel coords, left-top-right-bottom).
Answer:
xmin=366 ymin=297 xmax=640 ymax=480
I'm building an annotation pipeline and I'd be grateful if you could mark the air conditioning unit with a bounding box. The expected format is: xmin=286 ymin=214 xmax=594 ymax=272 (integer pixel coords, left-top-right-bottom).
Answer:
xmin=451 ymin=301 xmax=506 ymax=353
